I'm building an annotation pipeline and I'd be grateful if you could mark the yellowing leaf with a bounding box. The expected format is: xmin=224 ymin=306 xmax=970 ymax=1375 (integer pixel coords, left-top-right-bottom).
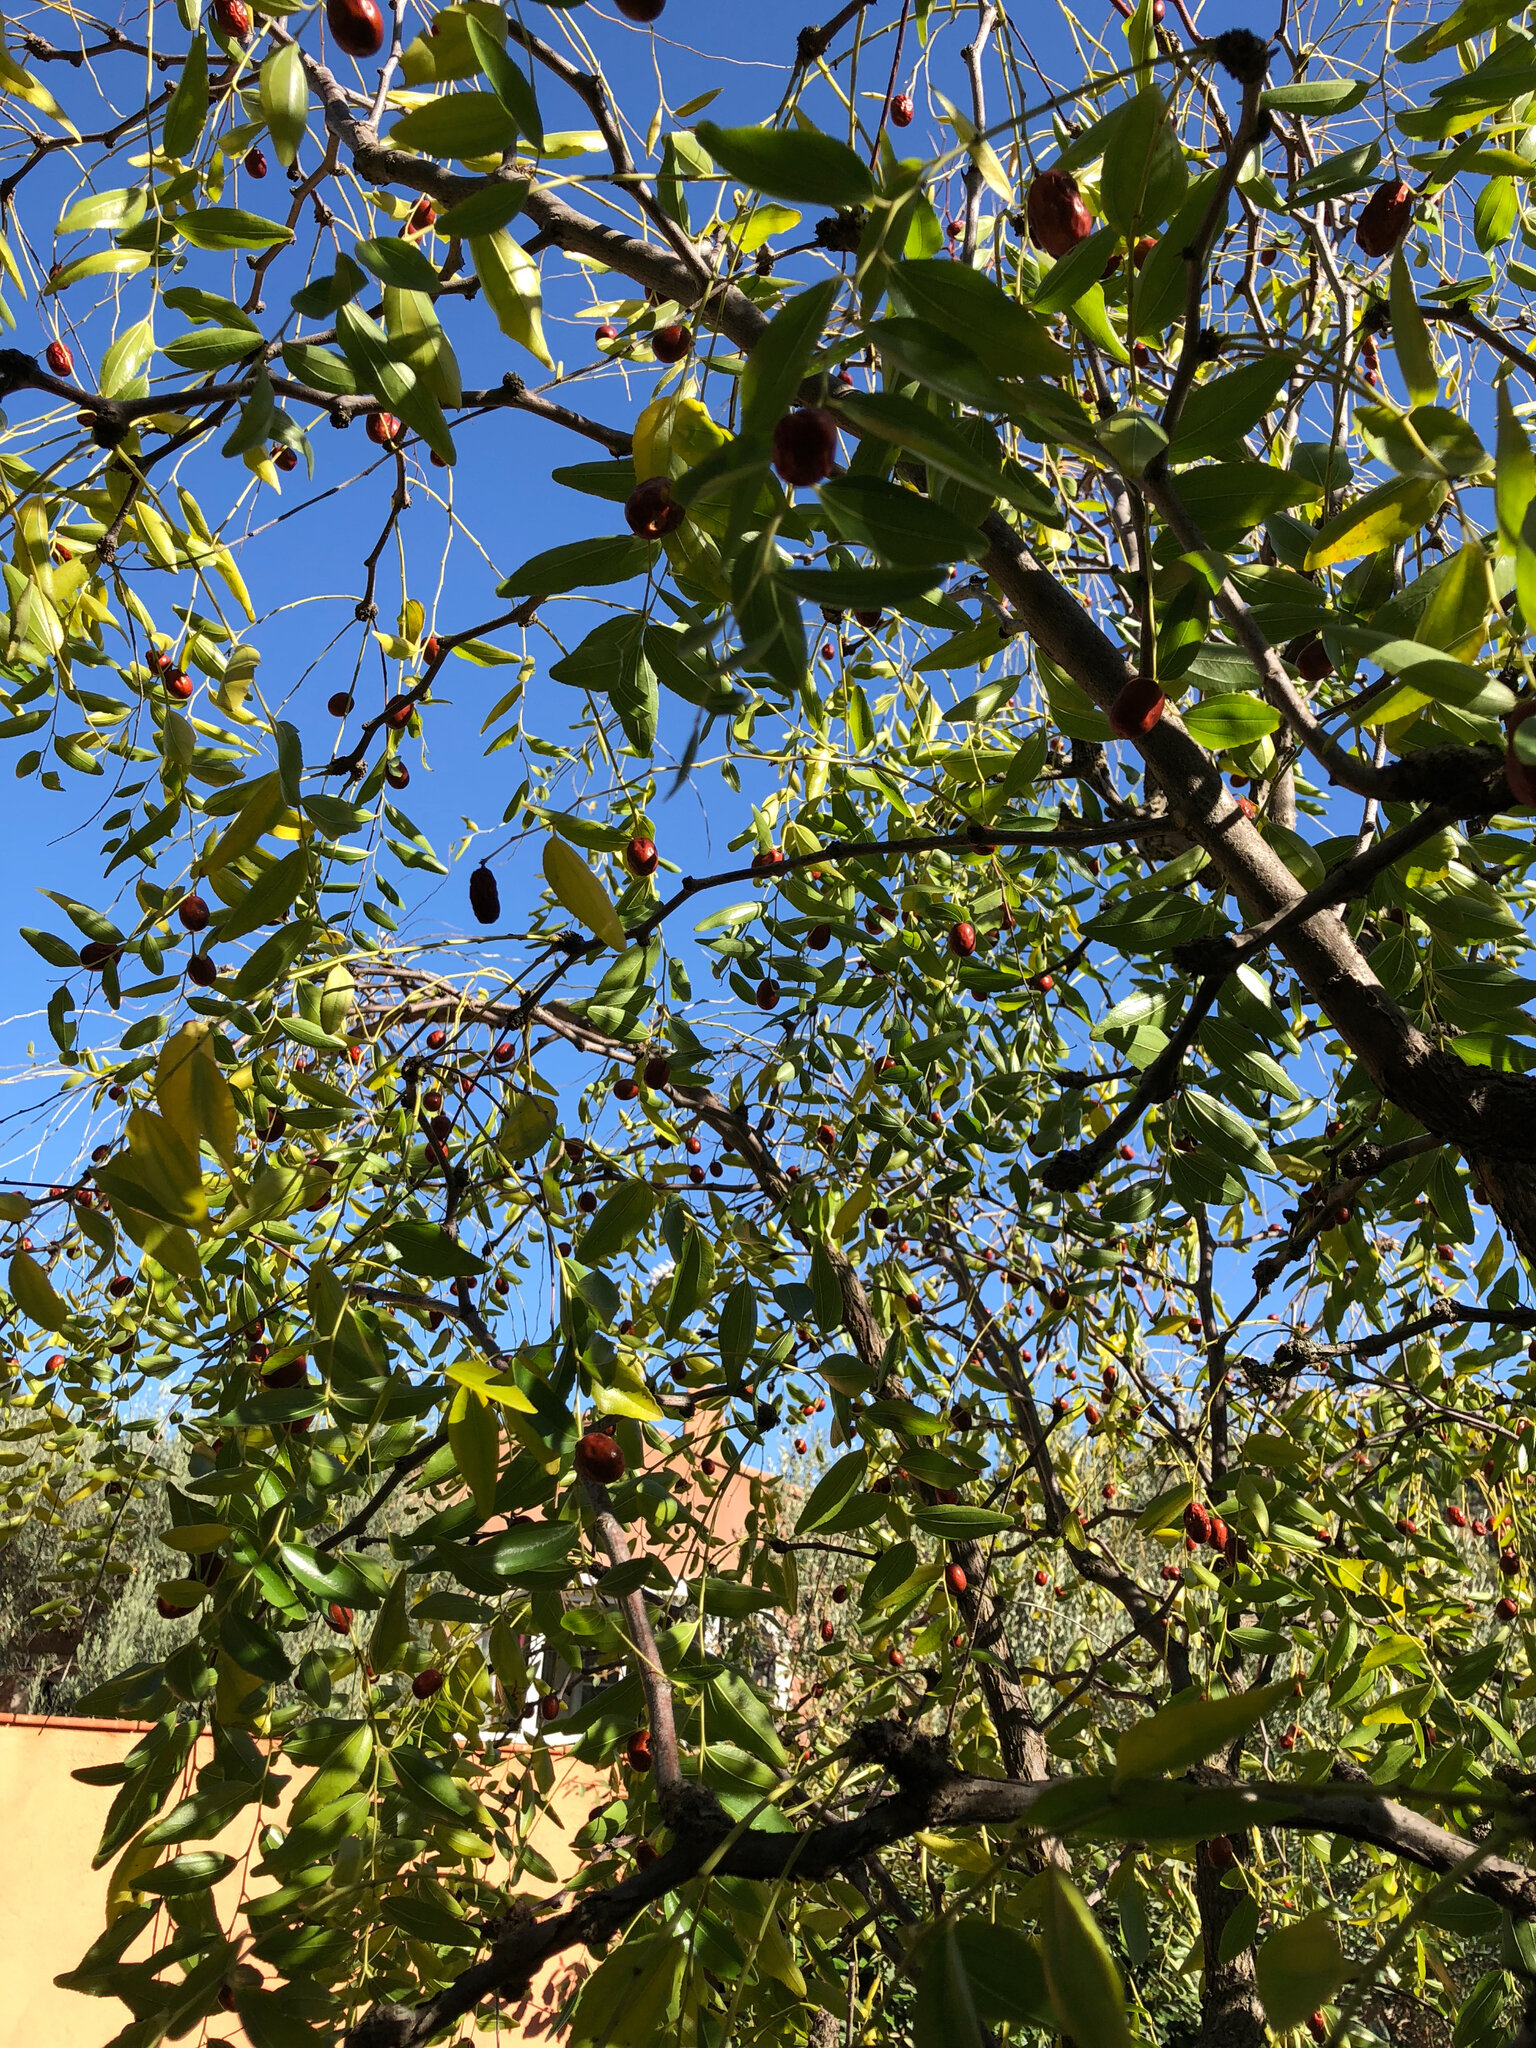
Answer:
xmin=1304 ymin=477 xmax=1447 ymax=569
xmin=1036 ymin=1870 xmax=1133 ymax=2048
xmin=543 ymin=837 xmax=625 ymax=949
xmin=468 ymin=230 xmax=551 ymax=367
xmin=1114 ymin=1680 xmax=1292 ymax=1782
xmin=9 ymin=1249 xmax=66 ymax=1329
xmin=155 ymin=1021 xmax=238 ymax=1170
xmin=444 ymin=1356 xmax=536 ymax=1411
xmin=448 ymin=1383 xmax=500 ymax=1514
xmin=1255 ymin=1914 xmax=1347 ymax=2031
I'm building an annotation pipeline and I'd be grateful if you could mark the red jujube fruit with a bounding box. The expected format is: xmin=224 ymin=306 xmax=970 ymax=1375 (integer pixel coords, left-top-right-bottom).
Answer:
xmin=1356 ymin=179 xmax=1413 ymax=259
xmin=1109 ymin=675 xmax=1167 ymax=738
xmin=1026 ymin=169 xmax=1093 ymax=259
xmin=327 ymin=0 xmax=384 ymax=57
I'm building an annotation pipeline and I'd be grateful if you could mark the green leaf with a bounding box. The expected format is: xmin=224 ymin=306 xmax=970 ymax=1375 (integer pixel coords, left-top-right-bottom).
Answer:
xmin=389 ymin=91 xmax=519 ymax=160
xmin=434 ymin=180 xmax=528 ymax=239
xmin=576 ymin=1180 xmax=657 ymax=1266
xmin=890 ymin=258 xmax=1070 ymax=376
xmin=820 ymin=473 xmax=981 ymax=568
xmin=1099 ymin=86 xmax=1187 ymax=235
xmin=1114 ymin=1681 xmax=1293 ymax=1782
xmin=498 ymin=534 xmax=657 ymax=598
xmin=1389 ymin=245 xmax=1437 ymax=406
xmin=164 ymin=325 xmax=263 ymax=371
xmin=910 ymin=1504 xmax=1015 ymax=1536
xmin=914 ymin=1922 xmax=987 ymax=2048
xmin=258 ymin=41 xmax=308 ymax=169
xmin=694 ymin=120 xmax=875 ymax=207
xmin=163 ymin=34 xmax=209 ymax=160
xmin=1036 ymin=1869 xmax=1134 ymax=2048
xmin=352 ymin=235 xmax=442 ymax=295
xmin=547 ymin=613 xmax=657 ymax=751
xmin=952 ymin=1919 xmax=1054 ymax=2028
xmin=718 ymin=1280 xmax=757 ymax=1377
xmin=1497 ymin=379 xmax=1536 ymax=556
xmin=796 ymin=1449 xmax=868 ymax=1534
xmin=177 ymin=208 xmax=293 ymax=252
xmin=1261 ymin=76 xmax=1371 ymax=111
xmin=778 ymin=563 xmax=946 ymax=610
xmin=740 ymin=278 xmax=840 ymax=436
xmin=1181 ymin=693 xmax=1281 ymax=748
xmin=1169 ymin=356 xmax=1296 ymax=461
xmin=384 ymin=1221 xmax=486 ymax=1278
xmin=464 ymin=16 xmax=544 ymax=151
xmin=1255 ymin=1914 xmax=1348 ymax=2032
xmin=664 ymin=1217 xmax=715 ymax=1336
xmin=833 ymin=389 xmax=1006 ymax=504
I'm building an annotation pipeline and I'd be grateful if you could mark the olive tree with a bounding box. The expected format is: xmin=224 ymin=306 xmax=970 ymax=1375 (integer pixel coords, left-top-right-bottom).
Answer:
xmin=6 ymin=0 xmax=1536 ymax=2044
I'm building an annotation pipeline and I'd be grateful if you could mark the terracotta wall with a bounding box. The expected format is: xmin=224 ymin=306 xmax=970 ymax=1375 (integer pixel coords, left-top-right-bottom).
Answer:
xmin=0 ymin=1714 xmax=607 ymax=2048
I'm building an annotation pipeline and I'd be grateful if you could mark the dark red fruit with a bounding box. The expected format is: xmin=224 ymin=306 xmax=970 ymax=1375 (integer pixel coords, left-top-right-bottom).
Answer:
xmin=948 ymin=920 xmax=977 ymax=958
xmin=626 ymin=835 xmax=659 ymax=876
xmin=945 ymin=1563 xmax=967 ymax=1594
xmin=1031 ymin=972 xmax=1054 ymax=992
xmin=385 ymin=759 xmax=409 ymax=789
xmin=411 ymin=1667 xmax=444 ymax=1699
xmin=820 ymin=1618 xmax=834 ymax=1643
xmin=1498 ymin=1593 xmax=1520 ymax=1621
xmin=616 ymin=0 xmax=666 ymax=17
xmin=890 ymin=92 xmax=914 ymax=127
xmin=889 ymin=1648 xmax=904 ymax=1668
xmin=366 ymin=411 xmax=402 ymax=446
xmin=327 ymin=692 xmax=353 ymax=717
xmin=325 ymin=1602 xmax=354 ymax=1634
xmin=78 ymin=940 xmax=120 ymax=970
xmin=1109 ymin=675 xmax=1167 ymax=738
xmin=1356 ymin=179 xmax=1414 ymax=259
xmin=752 ymin=848 xmax=785 ymax=873
xmin=771 ymin=408 xmax=838 ymax=488
xmin=807 ymin=923 xmax=831 ymax=948
xmin=575 ymin=1430 xmax=626 ymax=1484
xmin=409 ymin=199 xmax=436 ymax=233
xmin=274 ymin=446 xmax=298 ymax=471
xmin=540 ymin=1693 xmax=561 ymax=1720
xmin=179 ymin=894 xmax=209 ymax=933
xmin=244 ymin=148 xmax=268 ymax=178
xmin=596 ymin=322 xmax=619 ymax=342
xmin=469 ymin=864 xmax=500 ymax=926
xmin=157 ymin=1594 xmax=196 ymax=1620
xmin=643 ymin=1055 xmax=671 ymax=1088
xmin=1292 ymin=635 xmax=1334 ymax=683
xmin=625 ymin=475 xmax=685 ymax=538
xmin=626 ymin=1728 xmax=652 ymax=1771
xmin=651 ymin=323 xmax=692 ymax=363
xmin=1027 ymin=169 xmax=1093 ymax=259
xmin=214 ymin=0 xmax=250 ymax=38
xmin=165 ymin=670 xmax=194 ymax=700
xmin=327 ymin=0 xmax=385 ymax=57
xmin=1184 ymin=1501 xmax=1211 ymax=1544
xmin=187 ymin=953 xmax=218 ymax=987
xmin=44 ymin=339 xmax=72 ymax=378
xmin=756 ymin=979 xmax=780 ymax=1010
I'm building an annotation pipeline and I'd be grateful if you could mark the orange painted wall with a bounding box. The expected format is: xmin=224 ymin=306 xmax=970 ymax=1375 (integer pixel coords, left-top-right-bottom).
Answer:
xmin=0 ymin=1715 xmax=610 ymax=2048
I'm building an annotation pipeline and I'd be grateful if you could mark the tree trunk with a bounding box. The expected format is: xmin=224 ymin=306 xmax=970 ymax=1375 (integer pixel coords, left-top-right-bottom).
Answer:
xmin=1193 ymin=1842 xmax=1266 ymax=2048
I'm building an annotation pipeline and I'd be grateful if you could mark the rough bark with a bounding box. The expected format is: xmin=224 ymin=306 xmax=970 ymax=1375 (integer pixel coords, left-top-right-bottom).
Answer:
xmin=1194 ymin=1840 xmax=1266 ymax=2048
xmin=979 ymin=520 xmax=1536 ymax=1271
